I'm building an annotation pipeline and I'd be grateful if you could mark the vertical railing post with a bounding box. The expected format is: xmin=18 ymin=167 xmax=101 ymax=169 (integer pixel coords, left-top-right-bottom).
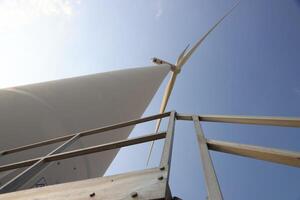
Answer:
xmin=160 ymin=111 xmax=176 ymax=200
xmin=0 ymin=133 xmax=81 ymax=193
xmin=160 ymin=111 xmax=176 ymax=168
xmin=192 ymin=115 xmax=223 ymax=200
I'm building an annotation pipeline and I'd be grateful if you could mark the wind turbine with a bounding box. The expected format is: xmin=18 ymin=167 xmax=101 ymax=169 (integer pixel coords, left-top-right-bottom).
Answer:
xmin=147 ymin=1 xmax=240 ymax=165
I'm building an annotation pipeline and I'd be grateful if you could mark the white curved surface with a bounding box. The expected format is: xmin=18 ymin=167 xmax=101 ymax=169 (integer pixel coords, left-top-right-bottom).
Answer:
xmin=0 ymin=65 xmax=170 ymax=190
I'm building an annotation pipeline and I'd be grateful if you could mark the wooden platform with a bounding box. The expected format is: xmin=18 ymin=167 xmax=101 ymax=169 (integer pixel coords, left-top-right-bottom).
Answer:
xmin=0 ymin=167 xmax=171 ymax=200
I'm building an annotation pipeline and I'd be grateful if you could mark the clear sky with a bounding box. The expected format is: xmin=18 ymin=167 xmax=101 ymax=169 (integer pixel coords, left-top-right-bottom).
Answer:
xmin=1 ymin=0 xmax=300 ymax=199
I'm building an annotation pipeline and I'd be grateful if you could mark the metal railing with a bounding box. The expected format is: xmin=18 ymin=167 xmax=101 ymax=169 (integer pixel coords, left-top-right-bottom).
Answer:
xmin=179 ymin=113 xmax=300 ymax=200
xmin=0 ymin=112 xmax=175 ymax=194
xmin=0 ymin=111 xmax=300 ymax=199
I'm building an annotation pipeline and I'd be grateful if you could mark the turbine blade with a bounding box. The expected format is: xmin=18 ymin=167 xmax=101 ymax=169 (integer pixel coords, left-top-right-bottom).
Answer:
xmin=159 ymin=72 xmax=178 ymax=114
xmin=176 ymin=44 xmax=190 ymax=66
xmin=177 ymin=1 xmax=240 ymax=68
xmin=146 ymin=72 xmax=178 ymax=165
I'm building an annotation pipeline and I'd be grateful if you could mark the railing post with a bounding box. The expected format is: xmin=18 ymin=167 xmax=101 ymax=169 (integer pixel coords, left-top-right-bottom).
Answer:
xmin=0 ymin=133 xmax=80 ymax=193
xmin=192 ymin=115 xmax=223 ymax=200
xmin=160 ymin=111 xmax=176 ymax=168
xmin=160 ymin=111 xmax=176 ymax=200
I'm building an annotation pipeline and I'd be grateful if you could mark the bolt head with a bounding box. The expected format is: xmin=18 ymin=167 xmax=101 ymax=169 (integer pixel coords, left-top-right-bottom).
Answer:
xmin=131 ymin=192 xmax=138 ymax=198
xmin=89 ymin=192 xmax=95 ymax=197
xmin=158 ymin=176 xmax=164 ymax=180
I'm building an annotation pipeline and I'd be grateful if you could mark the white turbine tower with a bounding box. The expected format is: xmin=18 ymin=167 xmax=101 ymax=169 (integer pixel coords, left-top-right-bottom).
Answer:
xmin=147 ymin=1 xmax=241 ymax=165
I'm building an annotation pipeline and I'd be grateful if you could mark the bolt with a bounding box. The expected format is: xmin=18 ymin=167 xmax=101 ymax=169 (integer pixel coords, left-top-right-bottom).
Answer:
xmin=158 ymin=176 xmax=164 ymax=180
xmin=131 ymin=192 xmax=138 ymax=198
xmin=89 ymin=192 xmax=95 ymax=197
xmin=159 ymin=166 xmax=165 ymax=171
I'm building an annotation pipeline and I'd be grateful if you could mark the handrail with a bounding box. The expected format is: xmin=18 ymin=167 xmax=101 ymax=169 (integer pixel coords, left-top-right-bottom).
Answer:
xmin=0 ymin=132 xmax=166 ymax=173
xmin=2 ymin=112 xmax=299 ymax=158
xmin=0 ymin=112 xmax=171 ymax=156
xmin=177 ymin=114 xmax=300 ymax=127
xmin=207 ymin=139 xmax=300 ymax=168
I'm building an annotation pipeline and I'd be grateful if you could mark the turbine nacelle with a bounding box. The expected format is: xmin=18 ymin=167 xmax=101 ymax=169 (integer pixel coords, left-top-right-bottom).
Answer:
xmin=152 ymin=57 xmax=177 ymax=72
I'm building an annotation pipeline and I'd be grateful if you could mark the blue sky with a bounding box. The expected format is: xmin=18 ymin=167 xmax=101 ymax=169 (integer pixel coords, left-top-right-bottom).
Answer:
xmin=1 ymin=0 xmax=300 ymax=199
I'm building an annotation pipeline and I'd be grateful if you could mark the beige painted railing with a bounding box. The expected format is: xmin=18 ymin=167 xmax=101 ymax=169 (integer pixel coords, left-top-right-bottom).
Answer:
xmin=0 ymin=111 xmax=299 ymax=200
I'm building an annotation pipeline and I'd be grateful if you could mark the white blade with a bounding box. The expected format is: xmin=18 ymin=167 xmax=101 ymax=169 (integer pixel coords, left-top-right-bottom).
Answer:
xmin=158 ymin=72 xmax=178 ymax=115
xmin=176 ymin=44 xmax=190 ymax=66
xmin=177 ymin=1 xmax=240 ymax=68
xmin=146 ymin=72 xmax=177 ymax=165
xmin=0 ymin=65 xmax=170 ymax=188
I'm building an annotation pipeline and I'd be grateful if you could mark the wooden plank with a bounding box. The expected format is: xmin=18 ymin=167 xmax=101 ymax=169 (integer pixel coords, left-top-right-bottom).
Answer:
xmin=192 ymin=116 xmax=223 ymax=200
xmin=207 ymin=139 xmax=300 ymax=168
xmin=0 ymin=112 xmax=170 ymax=156
xmin=177 ymin=114 xmax=300 ymax=127
xmin=0 ymin=132 xmax=166 ymax=173
xmin=160 ymin=111 xmax=176 ymax=167
xmin=0 ymin=167 xmax=168 ymax=200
